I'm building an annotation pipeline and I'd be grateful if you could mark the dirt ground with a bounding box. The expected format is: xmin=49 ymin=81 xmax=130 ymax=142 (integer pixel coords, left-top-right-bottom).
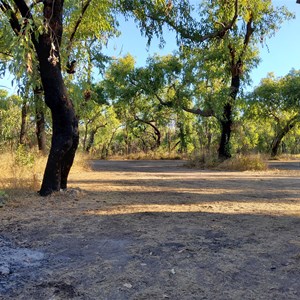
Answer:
xmin=0 ymin=160 xmax=300 ymax=300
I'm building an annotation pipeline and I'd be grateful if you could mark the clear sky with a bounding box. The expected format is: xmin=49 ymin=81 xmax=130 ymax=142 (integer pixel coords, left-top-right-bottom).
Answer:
xmin=103 ymin=0 xmax=300 ymax=89
xmin=1 ymin=0 xmax=300 ymax=93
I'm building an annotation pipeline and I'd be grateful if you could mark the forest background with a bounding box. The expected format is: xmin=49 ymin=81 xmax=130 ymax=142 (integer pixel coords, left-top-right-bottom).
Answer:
xmin=1 ymin=0 xmax=300 ymax=195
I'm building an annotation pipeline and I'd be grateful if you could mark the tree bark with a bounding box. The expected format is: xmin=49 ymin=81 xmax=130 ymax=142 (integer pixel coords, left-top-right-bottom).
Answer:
xmin=36 ymin=108 xmax=47 ymax=154
xmin=19 ymin=100 xmax=28 ymax=145
xmin=86 ymin=128 xmax=97 ymax=153
xmin=178 ymin=122 xmax=187 ymax=153
xmin=218 ymin=59 xmax=241 ymax=160
xmin=34 ymin=89 xmax=47 ymax=154
xmin=34 ymin=0 xmax=79 ymax=195
xmin=218 ymin=102 xmax=233 ymax=159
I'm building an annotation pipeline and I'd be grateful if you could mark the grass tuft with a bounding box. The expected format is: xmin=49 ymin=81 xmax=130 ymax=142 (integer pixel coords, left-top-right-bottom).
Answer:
xmin=218 ymin=154 xmax=268 ymax=171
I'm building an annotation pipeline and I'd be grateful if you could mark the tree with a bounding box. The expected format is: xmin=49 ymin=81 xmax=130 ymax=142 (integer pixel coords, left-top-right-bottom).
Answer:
xmin=0 ymin=0 xmax=116 ymax=195
xmin=103 ymin=54 xmax=175 ymax=154
xmin=118 ymin=0 xmax=293 ymax=160
xmin=248 ymin=70 xmax=300 ymax=157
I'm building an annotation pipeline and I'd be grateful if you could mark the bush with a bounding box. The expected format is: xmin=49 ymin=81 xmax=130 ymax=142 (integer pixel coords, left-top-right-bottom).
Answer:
xmin=186 ymin=153 xmax=268 ymax=171
xmin=185 ymin=153 xmax=219 ymax=169
xmin=218 ymin=154 xmax=268 ymax=171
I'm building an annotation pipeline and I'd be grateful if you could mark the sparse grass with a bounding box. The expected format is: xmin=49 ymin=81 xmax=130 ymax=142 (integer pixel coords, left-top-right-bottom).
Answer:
xmin=187 ymin=153 xmax=268 ymax=171
xmin=0 ymin=150 xmax=90 ymax=194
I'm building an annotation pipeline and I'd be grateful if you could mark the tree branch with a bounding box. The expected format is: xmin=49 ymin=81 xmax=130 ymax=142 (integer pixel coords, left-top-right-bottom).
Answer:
xmin=145 ymin=0 xmax=238 ymax=44
xmin=67 ymin=0 xmax=92 ymax=55
xmin=0 ymin=51 xmax=14 ymax=58
xmin=182 ymin=106 xmax=215 ymax=117
xmin=154 ymin=92 xmax=215 ymax=117
xmin=154 ymin=93 xmax=173 ymax=107
xmin=239 ymin=12 xmax=255 ymax=60
xmin=13 ymin=0 xmax=32 ymax=18
xmin=0 ymin=1 xmax=21 ymax=34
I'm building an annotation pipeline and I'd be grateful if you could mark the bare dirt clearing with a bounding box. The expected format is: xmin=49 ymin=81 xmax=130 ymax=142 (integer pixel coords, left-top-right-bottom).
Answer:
xmin=0 ymin=160 xmax=300 ymax=299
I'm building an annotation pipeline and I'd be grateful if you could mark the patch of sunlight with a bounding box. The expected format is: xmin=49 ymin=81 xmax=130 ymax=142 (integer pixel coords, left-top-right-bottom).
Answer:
xmin=85 ymin=202 xmax=300 ymax=217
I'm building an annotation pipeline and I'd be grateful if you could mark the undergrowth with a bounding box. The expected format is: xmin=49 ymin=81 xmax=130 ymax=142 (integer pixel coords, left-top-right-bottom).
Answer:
xmin=187 ymin=153 xmax=268 ymax=171
xmin=0 ymin=147 xmax=90 ymax=194
xmin=106 ymin=150 xmax=184 ymax=161
xmin=218 ymin=154 xmax=268 ymax=171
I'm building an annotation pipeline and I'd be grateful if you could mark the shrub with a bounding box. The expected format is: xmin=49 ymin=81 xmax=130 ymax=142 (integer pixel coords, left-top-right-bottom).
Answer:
xmin=186 ymin=153 xmax=219 ymax=169
xmin=218 ymin=154 xmax=268 ymax=171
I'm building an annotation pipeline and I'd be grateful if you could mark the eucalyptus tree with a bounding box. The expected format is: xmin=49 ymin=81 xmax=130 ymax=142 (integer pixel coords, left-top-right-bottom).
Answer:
xmin=103 ymin=54 xmax=176 ymax=154
xmin=248 ymin=70 xmax=300 ymax=157
xmin=0 ymin=0 xmax=117 ymax=195
xmin=118 ymin=0 xmax=293 ymax=159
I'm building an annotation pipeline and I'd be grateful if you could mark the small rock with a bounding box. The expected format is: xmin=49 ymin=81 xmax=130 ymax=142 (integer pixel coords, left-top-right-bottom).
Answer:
xmin=0 ymin=265 xmax=11 ymax=275
xmin=123 ymin=283 xmax=132 ymax=289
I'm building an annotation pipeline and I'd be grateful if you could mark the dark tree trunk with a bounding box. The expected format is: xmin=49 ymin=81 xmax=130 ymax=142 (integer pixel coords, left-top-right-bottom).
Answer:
xmin=83 ymin=123 xmax=88 ymax=150
xmin=19 ymin=100 xmax=28 ymax=145
xmin=85 ymin=124 xmax=105 ymax=153
xmin=36 ymin=108 xmax=47 ymax=154
xmin=33 ymin=0 xmax=79 ymax=196
xmin=270 ymin=119 xmax=297 ymax=157
xmin=86 ymin=128 xmax=97 ymax=153
xmin=149 ymin=125 xmax=161 ymax=150
xmin=218 ymin=62 xmax=241 ymax=160
xmin=34 ymin=89 xmax=47 ymax=154
xmin=218 ymin=102 xmax=233 ymax=159
xmin=178 ymin=122 xmax=187 ymax=153
xmin=134 ymin=117 xmax=161 ymax=150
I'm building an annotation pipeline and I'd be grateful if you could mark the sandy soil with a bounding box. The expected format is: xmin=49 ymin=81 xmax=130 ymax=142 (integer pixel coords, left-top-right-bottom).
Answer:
xmin=0 ymin=160 xmax=300 ymax=300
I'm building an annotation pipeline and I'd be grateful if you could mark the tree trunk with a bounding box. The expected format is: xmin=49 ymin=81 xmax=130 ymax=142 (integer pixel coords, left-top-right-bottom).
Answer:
xmin=34 ymin=89 xmax=47 ymax=154
xmin=178 ymin=122 xmax=187 ymax=153
xmin=218 ymin=62 xmax=241 ymax=160
xmin=270 ymin=119 xmax=297 ymax=157
xmin=134 ymin=118 xmax=161 ymax=150
xmin=34 ymin=1 xmax=79 ymax=196
xmin=83 ymin=123 xmax=88 ymax=150
xmin=86 ymin=128 xmax=97 ymax=153
xmin=36 ymin=108 xmax=47 ymax=154
xmin=19 ymin=100 xmax=28 ymax=145
xmin=218 ymin=102 xmax=233 ymax=159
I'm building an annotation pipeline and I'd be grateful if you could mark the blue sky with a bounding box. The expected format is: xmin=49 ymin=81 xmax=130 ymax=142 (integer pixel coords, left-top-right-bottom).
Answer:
xmin=103 ymin=0 xmax=300 ymax=89
xmin=1 ymin=0 xmax=300 ymax=93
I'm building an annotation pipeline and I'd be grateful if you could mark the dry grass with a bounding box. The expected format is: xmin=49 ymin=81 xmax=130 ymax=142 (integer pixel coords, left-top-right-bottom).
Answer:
xmin=0 ymin=150 xmax=90 ymax=194
xmin=187 ymin=153 xmax=268 ymax=171
xmin=217 ymin=154 xmax=268 ymax=171
xmin=271 ymin=154 xmax=300 ymax=161
xmin=108 ymin=150 xmax=183 ymax=161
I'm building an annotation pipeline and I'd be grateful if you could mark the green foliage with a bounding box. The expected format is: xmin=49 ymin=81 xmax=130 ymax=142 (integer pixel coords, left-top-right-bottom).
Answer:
xmin=247 ymin=70 xmax=300 ymax=143
xmin=15 ymin=144 xmax=35 ymax=167
xmin=0 ymin=1 xmax=297 ymax=161
xmin=0 ymin=91 xmax=22 ymax=148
